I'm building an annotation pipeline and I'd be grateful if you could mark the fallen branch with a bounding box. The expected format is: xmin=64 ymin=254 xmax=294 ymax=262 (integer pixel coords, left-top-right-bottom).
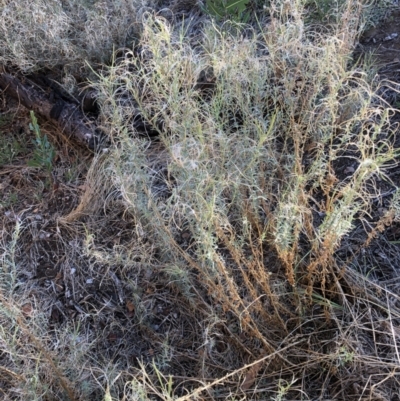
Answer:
xmin=0 ymin=72 xmax=99 ymax=150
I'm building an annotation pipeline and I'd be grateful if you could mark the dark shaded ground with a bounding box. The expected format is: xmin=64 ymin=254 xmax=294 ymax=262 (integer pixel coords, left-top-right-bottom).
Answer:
xmin=358 ymin=9 xmax=400 ymax=70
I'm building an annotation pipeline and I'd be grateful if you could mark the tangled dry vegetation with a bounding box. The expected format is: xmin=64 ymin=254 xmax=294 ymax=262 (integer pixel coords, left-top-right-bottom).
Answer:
xmin=1 ymin=0 xmax=400 ymax=400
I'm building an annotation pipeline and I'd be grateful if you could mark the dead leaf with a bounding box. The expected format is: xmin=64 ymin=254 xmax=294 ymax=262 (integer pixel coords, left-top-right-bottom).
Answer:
xmin=126 ymin=301 xmax=135 ymax=314
xmin=241 ymin=358 xmax=264 ymax=391
xmin=21 ymin=303 xmax=33 ymax=317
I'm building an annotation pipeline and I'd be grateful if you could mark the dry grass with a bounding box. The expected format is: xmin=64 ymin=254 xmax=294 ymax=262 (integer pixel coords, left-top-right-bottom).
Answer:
xmin=1 ymin=0 xmax=400 ymax=400
xmin=0 ymin=0 xmax=145 ymax=91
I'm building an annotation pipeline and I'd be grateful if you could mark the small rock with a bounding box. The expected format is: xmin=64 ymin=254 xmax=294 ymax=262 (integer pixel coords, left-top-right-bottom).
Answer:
xmin=344 ymin=166 xmax=355 ymax=174
xmin=383 ymin=33 xmax=398 ymax=41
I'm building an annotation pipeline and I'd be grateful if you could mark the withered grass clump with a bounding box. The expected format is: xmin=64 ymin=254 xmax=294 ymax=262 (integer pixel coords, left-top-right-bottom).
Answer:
xmin=1 ymin=0 xmax=400 ymax=400
xmin=0 ymin=0 xmax=142 ymax=77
